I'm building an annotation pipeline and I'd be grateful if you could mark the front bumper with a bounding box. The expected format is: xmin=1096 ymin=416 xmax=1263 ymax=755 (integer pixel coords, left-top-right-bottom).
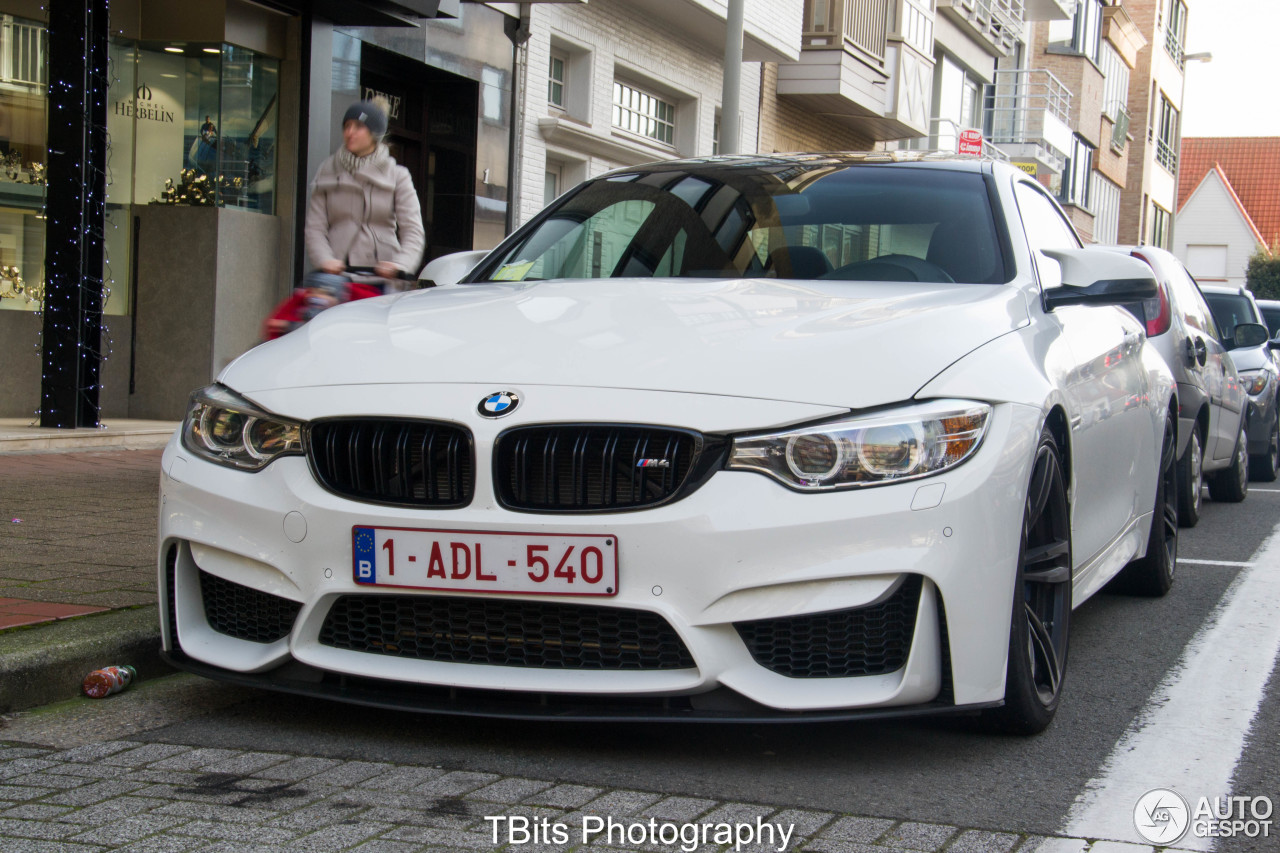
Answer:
xmin=158 ymin=400 xmax=1041 ymax=718
xmin=1245 ymin=392 xmax=1277 ymax=457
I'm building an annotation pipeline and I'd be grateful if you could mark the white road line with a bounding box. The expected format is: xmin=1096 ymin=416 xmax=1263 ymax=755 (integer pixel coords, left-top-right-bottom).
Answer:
xmin=1062 ymin=523 xmax=1280 ymax=850
xmin=1248 ymin=488 xmax=1280 ymax=493
xmin=1177 ymin=558 xmax=1254 ymax=567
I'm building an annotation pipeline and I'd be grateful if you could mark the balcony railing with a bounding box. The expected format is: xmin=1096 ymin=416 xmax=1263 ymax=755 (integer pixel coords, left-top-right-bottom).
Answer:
xmin=804 ymin=0 xmax=891 ymax=65
xmin=0 ymin=15 xmax=45 ymax=88
xmin=1156 ymin=136 xmax=1178 ymax=173
xmin=983 ymin=68 xmax=1071 ymax=147
xmin=1164 ymin=29 xmax=1185 ymax=70
xmin=1106 ymin=101 xmax=1130 ymax=152
xmin=899 ymin=118 xmax=1011 ymax=160
xmin=940 ymin=0 xmax=1024 ymax=56
xmin=889 ymin=0 xmax=935 ymax=56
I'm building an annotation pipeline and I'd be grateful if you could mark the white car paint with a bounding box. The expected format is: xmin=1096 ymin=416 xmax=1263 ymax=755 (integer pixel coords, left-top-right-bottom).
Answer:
xmin=158 ymin=157 xmax=1176 ymax=723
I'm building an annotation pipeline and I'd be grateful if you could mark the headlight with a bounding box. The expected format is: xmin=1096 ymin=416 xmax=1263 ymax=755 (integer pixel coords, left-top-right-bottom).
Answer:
xmin=727 ymin=400 xmax=991 ymax=491
xmin=1240 ymin=370 xmax=1272 ymax=397
xmin=181 ymin=384 xmax=304 ymax=471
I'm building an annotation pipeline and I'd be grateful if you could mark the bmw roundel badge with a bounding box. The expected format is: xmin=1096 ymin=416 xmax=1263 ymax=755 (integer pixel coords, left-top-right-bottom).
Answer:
xmin=479 ymin=391 xmax=520 ymax=418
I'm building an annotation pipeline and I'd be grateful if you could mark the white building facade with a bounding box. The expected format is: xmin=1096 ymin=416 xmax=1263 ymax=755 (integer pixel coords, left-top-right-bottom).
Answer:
xmin=1174 ymin=166 xmax=1263 ymax=288
xmin=510 ymin=0 xmax=802 ymax=227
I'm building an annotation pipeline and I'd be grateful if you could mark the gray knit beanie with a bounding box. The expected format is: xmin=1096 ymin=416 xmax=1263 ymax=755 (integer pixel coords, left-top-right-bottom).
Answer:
xmin=342 ymin=101 xmax=388 ymax=138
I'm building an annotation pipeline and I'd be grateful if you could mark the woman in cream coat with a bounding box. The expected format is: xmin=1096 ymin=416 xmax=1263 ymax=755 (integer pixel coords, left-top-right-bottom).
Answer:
xmin=305 ymin=97 xmax=425 ymax=291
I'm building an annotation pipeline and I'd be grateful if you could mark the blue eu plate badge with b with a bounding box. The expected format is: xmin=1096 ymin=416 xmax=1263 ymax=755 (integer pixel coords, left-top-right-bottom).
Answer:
xmin=353 ymin=527 xmax=377 ymax=583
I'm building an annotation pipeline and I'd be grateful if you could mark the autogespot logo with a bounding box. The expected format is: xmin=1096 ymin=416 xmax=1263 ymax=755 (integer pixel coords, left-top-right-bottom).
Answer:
xmin=1135 ymin=788 xmax=1191 ymax=844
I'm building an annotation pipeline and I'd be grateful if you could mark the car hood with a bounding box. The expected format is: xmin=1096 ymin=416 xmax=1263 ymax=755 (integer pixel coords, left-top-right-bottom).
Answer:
xmin=1226 ymin=344 xmax=1274 ymax=373
xmin=223 ymin=278 xmax=1029 ymax=410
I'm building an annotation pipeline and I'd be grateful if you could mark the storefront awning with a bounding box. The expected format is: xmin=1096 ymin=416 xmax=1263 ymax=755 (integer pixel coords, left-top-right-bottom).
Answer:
xmin=249 ymin=0 xmax=461 ymax=26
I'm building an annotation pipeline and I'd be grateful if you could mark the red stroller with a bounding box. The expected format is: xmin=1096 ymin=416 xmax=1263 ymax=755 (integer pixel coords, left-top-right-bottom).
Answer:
xmin=263 ymin=267 xmax=409 ymax=341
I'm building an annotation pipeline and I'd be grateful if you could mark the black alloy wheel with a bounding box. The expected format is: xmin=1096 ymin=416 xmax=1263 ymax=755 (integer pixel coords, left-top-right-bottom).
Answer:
xmin=986 ymin=425 xmax=1072 ymax=735
xmin=1176 ymin=428 xmax=1203 ymax=527
xmin=1113 ymin=411 xmax=1178 ymax=597
xmin=1249 ymin=409 xmax=1280 ymax=482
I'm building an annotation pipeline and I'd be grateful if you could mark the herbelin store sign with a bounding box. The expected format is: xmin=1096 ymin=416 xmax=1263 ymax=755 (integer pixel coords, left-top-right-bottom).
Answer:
xmin=113 ymin=83 xmax=176 ymax=124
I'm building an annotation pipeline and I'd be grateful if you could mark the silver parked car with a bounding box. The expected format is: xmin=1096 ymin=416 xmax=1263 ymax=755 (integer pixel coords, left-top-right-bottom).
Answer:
xmin=1114 ymin=247 xmax=1248 ymax=526
xmin=1256 ymin=298 xmax=1280 ymax=342
xmin=1201 ymin=285 xmax=1280 ymax=482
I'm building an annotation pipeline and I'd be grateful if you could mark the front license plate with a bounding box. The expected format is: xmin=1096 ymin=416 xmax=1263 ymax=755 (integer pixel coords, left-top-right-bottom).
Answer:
xmin=352 ymin=526 xmax=618 ymax=596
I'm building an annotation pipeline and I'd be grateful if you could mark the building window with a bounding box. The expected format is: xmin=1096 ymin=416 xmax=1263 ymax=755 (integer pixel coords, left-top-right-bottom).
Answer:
xmin=932 ymin=54 xmax=981 ymax=151
xmin=1150 ymin=202 xmax=1171 ymax=250
xmin=1165 ymin=0 xmax=1188 ymax=68
xmin=543 ymin=163 xmax=561 ymax=207
xmin=1049 ymin=0 xmax=1102 ymax=63
xmin=1059 ymin=135 xmax=1094 ymax=210
xmin=1156 ymin=93 xmax=1179 ymax=173
xmin=1186 ymin=244 xmax=1228 ymax=280
xmin=0 ymin=13 xmax=47 ymax=314
xmin=1091 ymin=172 xmax=1121 ymax=245
xmin=1099 ymin=42 xmax=1131 ymax=150
xmin=612 ymin=80 xmax=675 ymax=146
xmin=548 ymin=52 xmax=566 ymax=109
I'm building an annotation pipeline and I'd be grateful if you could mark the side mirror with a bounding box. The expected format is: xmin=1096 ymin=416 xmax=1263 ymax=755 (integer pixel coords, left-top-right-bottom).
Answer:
xmin=1040 ymin=249 xmax=1158 ymax=311
xmin=417 ymin=249 xmax=490 ymax=288
xmin=1229 ymin=322 xmax=1270 ymax=350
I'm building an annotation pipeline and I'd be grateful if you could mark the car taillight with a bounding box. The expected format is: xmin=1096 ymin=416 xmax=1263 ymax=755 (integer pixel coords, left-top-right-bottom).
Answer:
xmin=1132 ymin=252 xmax=1171 ymax=337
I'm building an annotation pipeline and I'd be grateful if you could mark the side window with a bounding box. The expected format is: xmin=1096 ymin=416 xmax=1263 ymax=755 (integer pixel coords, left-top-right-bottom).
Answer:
xmin=1179 ymin=270 xmax=1220 ymax=340
xmin=1014 ymin=181 xmax=1082 ymax=289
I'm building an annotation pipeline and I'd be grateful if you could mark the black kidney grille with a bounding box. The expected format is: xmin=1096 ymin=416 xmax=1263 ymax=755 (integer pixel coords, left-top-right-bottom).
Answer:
xmin=319 ymin=594 xmax=696 ymax=670
xmin=309 ymin=419 xmax=473 ymax=507
xmin=200 ymin=570 xmax=302 ymax=644
xmin=497 ymin=426 xmax=699 ymax=511
xmin=734 ymin=575 xmax=924 ymax=678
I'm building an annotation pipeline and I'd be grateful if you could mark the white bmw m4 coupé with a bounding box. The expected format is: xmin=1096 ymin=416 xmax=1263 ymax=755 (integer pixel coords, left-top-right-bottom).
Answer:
xmin=159 ymin=153 xmax=1179 ymax=734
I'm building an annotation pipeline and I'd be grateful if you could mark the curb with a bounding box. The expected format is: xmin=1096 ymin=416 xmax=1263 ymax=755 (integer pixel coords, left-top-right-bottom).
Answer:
xmin=0 ymin=606 xmax=174 ymax=714
xmin=0 ymin=432 xmax=174 ymax=455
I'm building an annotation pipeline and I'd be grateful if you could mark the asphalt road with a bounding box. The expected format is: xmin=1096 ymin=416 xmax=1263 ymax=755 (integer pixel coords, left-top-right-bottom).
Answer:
xmin=4 ymin=483 xmax=1278 ymax=851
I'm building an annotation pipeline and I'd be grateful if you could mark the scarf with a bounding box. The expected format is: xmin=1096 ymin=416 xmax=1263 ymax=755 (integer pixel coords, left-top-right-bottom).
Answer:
xmin=337 ymin=142 xmax=389 ymax=175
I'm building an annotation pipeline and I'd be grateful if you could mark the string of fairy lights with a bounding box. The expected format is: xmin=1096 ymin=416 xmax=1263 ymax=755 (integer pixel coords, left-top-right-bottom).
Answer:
xmin=35 ymin=0 xmax=114 ymax=428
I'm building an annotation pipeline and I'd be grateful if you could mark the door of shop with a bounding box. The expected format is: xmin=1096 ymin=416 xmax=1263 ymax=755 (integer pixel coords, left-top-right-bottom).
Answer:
xmin=360 ymin=45 xmax=477 ymax=269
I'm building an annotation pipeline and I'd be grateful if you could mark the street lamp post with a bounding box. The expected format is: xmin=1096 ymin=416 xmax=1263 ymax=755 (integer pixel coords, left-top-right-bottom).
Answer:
xmin=1169 ymin=50 xmax=1212 ymax=252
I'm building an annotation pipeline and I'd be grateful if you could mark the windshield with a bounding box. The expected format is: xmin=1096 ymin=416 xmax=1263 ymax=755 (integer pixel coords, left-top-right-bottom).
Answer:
xmin=1259 ymin=304 xmax=1280 ymax=339
xmin=478 ymin=162 xmax=1008 ymax=285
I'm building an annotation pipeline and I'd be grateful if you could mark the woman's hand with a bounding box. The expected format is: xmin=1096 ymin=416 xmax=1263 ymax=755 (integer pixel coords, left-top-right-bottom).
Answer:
xmin=375 ymin=262 xmax=400 ymax=279
xmin=320 ymin=259 xmax=345 ymax=274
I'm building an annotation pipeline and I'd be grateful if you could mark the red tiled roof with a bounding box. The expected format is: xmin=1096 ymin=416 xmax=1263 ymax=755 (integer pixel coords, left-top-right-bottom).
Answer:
xmin=1180 ymin=137 xmax=1280 ymax=248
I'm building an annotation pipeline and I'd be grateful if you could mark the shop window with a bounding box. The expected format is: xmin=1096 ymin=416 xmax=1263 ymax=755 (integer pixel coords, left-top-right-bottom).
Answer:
xmin=612 ymin=80 xmax=676 ymax=147
xmin=0 ymin=13 xmax=47 ymax=314
xmin=108 ymin=42 xmax=279 ymax=215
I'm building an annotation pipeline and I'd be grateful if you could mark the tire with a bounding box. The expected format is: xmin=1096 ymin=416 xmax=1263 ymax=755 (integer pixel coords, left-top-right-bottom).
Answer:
xmin=984 ymin=425 xmax=1072 ymax=735
xmin=1249 ymin=409 xmax=1279 ymax=482
xmin=1208 ymin=423 xmax=1249 ymax=503
xmin=1175 ymin=428 xmax=1203 ymax=528
xmin=1113 ymin=411 xmax=1178 ymax=597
